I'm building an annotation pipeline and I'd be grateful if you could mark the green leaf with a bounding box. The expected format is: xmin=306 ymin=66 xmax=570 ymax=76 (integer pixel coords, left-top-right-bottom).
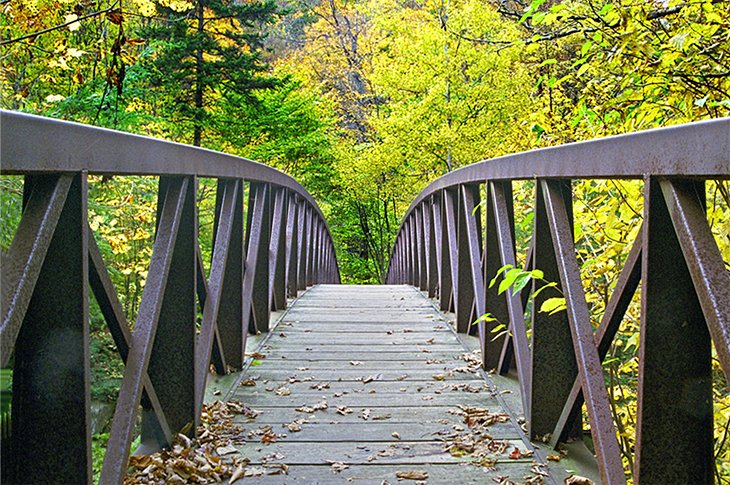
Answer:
xmin=539 ymin=58 xmax=558 ymax=67
xmin=511 ymin=272 xmax=533 ymax=295
xmin=532 ymin=281 xmax=557 ymax=299
xmin=540 ymin=297 xmax=567 ymax=315
xmin=489 ymin=264 xmax=514 ymax=288
xmin=473 ymin=313 xmax=497 ymax=325
xmin=498 ymin=268 xmax=521 ymax=295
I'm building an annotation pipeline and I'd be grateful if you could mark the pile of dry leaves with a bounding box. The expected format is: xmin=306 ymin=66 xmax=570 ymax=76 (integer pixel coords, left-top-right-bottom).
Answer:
xmin=124 ymin=400 xmax=286 ymax=484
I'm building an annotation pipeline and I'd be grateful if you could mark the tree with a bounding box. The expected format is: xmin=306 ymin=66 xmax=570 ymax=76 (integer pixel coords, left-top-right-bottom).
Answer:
xmin=142 ymin=0 xmax=280 ymax=146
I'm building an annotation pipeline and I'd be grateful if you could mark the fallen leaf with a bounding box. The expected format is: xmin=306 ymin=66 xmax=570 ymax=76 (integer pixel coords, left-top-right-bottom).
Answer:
xmin=565 ymin=475 xmax=595 ymax=485
xmin=217 ymin=444 xmax=238 ymax=456
xmin=240 ymin=379 xmax=256 ymax=387
xmin=547 ymin=454 xmax=561 ymax=462
xmin=350 ymin=361 xmax=363 ymax=366
xmin=244 ymin=467 xmax=265 ymax=477
xmin=362 ymin=375 xmax=376 ymax=383
xmin=395 ymin=470 xmax=428 ymax=480
xmin=361 ymin=408 xmax=371 ymax=420
xmin=264 ymin=463 xmax=289 ymax=475
xmin=229 ymin=464 xmax=245 ymax=483
xmin=328 ymin=461 xmax=349 ymax=473
xmin=337 ymin=406 xmax=354 ymax=415
xmin=432 ymin=374 xmax=446 ymax=381
xmin=392 ymin=432 xmax=401 ymax=440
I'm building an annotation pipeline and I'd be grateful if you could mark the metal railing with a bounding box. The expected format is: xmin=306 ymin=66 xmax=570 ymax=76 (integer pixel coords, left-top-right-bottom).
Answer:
xmin=386 ymin=118 xmax=730 ymax=484
xmin=0 ymin=110 xmax=340 ymax=484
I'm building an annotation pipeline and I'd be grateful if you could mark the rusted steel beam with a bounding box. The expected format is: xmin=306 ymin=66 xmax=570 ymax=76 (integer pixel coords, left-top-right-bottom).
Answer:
xmin=88 ymin=230 xmax=173 ymax=446
xmin=443 ymin=189 xmax=459 ymax=314
xmin=210 ymin=179 xmax=244 ymax=370
xmin=487 ymin=181 xmax=531 ymax=415
xmin=1 ymin=174 xmax=72 ymax=366
xmin=9 ymin=173 xmax=90 ymax=484
xmin=194 ymin=246 xmax=227 ymax=375
xmin=141 ymin=176 xmax=197 ymax=451
xmin=551 ymin=229 xmax=642 ymax=447
xmin=418 ymin=206 xmax=428 ymax=291
xmin=269 ymin=187 xmax=288 ymax=310
xmin=195 ymin=178 xmax=239 ymax=418
xmin=427 ymin=197 xmax=439 ymax=297
xmin=101 ymin=176 xmax=189 ymax=484
xmin=459 ymin=185 xmax=486 ymax=348
xmin=660 ymin=178 xmax=730 ymax=380
xmin=243 ymin=183 xmax=269 ymax=335
xmin=285 ymin=194 xmax=299 ymax=297
xmin=530 ymin=180 xmax=580 ymax=443
xmin=635 ymin=178 xmax=713 ymax=484
xmin=542 ymin=179 xmax=625 ymax=484
xmin=248 ymin=182 xmax=271 ymax=333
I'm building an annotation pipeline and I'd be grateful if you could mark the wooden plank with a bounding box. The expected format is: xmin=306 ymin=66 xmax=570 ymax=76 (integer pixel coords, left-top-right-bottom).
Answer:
xmin=228 ymin=463 xmax=542 ymax=485
xmin=231 ymin=392 xmax=493 ymax=407
xmin=244 ymin=360 xmax=480 ymax=371
xmin=233 ymin=440 xmax=530 ymax=465
xmin=245 ymin=369 xmax=480 ymax=381
xmin=247 ymin=351 xmax=470 ymax=361
xmin=236 ymin=405 xmax=510 ymax=424
xmin=262 ymin=344 xmax=466 ymax=353
xmin=229 ymin=379 xmax=490 ymax=395
xmin=232 ymin=421 xmax=520 ymax=442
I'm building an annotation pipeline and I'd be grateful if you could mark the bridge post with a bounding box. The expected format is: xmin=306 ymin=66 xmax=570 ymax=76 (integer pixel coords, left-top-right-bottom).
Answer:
xmin=441 ymin=189 xmax=457 ymax=312
xmin=7 ymin=173 xmax=91 ymax=483
xmin=634 ymin=178 xmax=713 ymax=484
xmin=285 ymin=194 xmax=299 ymax=297
xmin=529 ymin=179 xmax=581 ymax=441
xmin=455 ymin=184 xmax=480 ymax=333
xmin=269 ymin=187 xmax=288 ymax=311
xmin=211 ymin=178 xmax=244 ymax=370
xmin=247 ymin=182 xmax=271 ymax=333
xmin=141 ymin=175 xmax=197 ymax=449
xmin=417 ymin=206 xmax=428 ymax=291
xmin=425 ymin=198 xmax=438 ymax=297
xmin=483 ymin=181 xmax=514 ymax=371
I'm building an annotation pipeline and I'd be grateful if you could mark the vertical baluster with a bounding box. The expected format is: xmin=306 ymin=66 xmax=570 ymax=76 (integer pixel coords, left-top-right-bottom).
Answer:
xmin=285 ymin=194 xmax=299 ymax=298
xmin=425 ymin=198 xmax=438 ymax=297
xmin=212 ymin=179 xmax=244 ymax=370
xmin=483 ymin=181 xmax=512 ymax=370
xmin=141 ymin=175 xmax=197 ymax=450
xmin=442 ymin=189 xmax=459 ymax=312
xmin=102 ymin=176 xmax=190 ymax=484
xmin=530 ymin=179 xmax=580 ymax=440
xmin=305 ymin=207 xmax=314 ymax=287
xmin=9 ymin=173 xmax=90 ymax=483
xmin=247 ymin=182 xmax=271 ymax=333
xmin=635 ymin=178 xmax=712 ymax=484
xmin=417 ymin=206 xmax=428 ymax=291
xmin=269 ymin=187 xmax=288 ymax=311
xmin=196 ymin=178 xmax=242 ymax=415
xmin=296 ymin=201 xmax=307 ymax=291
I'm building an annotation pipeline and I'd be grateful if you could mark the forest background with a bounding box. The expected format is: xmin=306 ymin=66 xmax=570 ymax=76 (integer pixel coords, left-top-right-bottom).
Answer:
xmin=1 ymin=0 xmax=729 ymax=480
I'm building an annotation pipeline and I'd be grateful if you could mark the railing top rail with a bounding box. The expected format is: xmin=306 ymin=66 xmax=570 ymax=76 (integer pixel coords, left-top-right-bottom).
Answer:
xmin=0 ymin=110 xmax=330 ymax=224
xmin=404 ymin=118 xmax=729 ymax=216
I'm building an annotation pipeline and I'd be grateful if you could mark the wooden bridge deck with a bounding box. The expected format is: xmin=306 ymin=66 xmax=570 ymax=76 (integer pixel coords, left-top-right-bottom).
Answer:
xmin=206 ymin=285 xmax=590 ymax=484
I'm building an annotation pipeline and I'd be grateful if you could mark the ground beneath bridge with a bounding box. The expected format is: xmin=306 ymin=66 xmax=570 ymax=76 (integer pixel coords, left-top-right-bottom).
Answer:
xmin=203 ymin=285 xmax=593 ymax=484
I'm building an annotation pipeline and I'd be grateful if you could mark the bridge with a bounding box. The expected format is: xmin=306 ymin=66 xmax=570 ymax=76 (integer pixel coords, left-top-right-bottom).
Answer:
xmin=1 ymin=110 xmax=728 ymax=484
